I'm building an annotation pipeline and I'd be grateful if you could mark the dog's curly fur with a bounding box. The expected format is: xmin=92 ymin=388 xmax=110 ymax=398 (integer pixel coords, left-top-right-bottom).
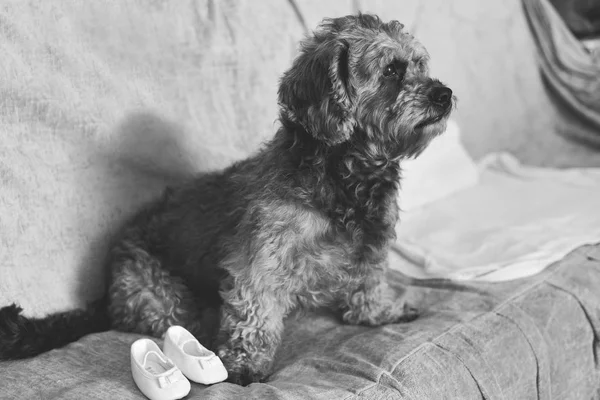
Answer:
xmin=0 ymin=14 xmax=454 ymax=385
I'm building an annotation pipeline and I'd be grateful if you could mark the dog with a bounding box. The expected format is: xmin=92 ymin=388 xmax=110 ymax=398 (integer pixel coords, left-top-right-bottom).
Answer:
xmin=0 ymin=14 xmax=454 ymax=385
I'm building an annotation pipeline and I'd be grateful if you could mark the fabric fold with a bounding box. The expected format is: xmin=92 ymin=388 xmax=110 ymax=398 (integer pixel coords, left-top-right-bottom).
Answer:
xmin=522 ymin=0 xmax=600 ymax=146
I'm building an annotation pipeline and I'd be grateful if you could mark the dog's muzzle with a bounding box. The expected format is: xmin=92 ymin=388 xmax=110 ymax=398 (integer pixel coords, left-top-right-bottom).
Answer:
xmin=428 ymin=85 xmax=453 ymax=110
xmin=414 ymin=84 xmax=453 ymax=129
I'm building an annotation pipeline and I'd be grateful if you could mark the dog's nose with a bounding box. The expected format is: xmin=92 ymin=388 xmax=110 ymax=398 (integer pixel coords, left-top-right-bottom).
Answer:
xmin=429 ymin=86 xmax=452 ymax=107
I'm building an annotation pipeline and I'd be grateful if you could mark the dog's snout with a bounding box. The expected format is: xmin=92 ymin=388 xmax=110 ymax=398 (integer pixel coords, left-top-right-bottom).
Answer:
xmin=429 ymin=86 xmax=452 ymax=107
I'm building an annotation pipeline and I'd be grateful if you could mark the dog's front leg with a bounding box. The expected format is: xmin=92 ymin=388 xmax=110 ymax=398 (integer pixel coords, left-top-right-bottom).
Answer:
xmin=217 ymin=284 xmax=286 ymax=386
xmin=341 ymin=264 xmax=418 ymax=326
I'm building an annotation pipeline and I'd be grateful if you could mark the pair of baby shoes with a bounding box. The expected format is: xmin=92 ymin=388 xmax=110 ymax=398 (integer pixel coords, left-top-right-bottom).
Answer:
xmin=131 ymin=325 xmax=228 ymax=400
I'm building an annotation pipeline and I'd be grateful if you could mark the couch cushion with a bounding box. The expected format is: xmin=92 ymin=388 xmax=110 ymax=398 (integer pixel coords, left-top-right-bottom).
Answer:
xmin=1 ymin=244 xmax=599 ymax=399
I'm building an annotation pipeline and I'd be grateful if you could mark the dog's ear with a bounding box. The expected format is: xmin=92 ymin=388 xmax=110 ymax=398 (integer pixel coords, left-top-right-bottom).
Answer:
xmin=278 ymin=37 xmax=356 ymax=146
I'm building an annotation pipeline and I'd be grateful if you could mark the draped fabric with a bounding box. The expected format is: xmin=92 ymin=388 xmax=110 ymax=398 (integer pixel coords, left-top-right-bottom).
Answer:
xmin=523 ymin=0 xmax=600 ymax=146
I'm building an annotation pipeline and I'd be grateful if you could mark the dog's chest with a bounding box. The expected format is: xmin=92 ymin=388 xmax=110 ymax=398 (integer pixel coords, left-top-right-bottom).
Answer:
xmin=286 ymin=205 xmax=392 ymax=304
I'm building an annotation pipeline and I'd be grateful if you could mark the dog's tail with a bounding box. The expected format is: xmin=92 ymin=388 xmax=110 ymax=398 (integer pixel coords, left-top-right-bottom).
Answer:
xmin=0 ymin=297 xmax=110 ymax=360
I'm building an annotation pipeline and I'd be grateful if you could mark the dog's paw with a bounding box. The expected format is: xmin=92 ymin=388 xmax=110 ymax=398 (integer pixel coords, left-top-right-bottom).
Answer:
xmin=342 ymin=299 xmax=419 ymax=326
xmin=375 ymin=303 xmax=419 ymax=325
xmin=394 ymin=303 xmax=419 ymax=323
xmin=225 ymin=367 xmax=268 ymax=386
xmin=218 ymin=347 xmax=271 ymax=386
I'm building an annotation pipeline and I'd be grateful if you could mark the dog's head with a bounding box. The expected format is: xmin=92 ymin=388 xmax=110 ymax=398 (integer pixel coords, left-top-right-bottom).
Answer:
xmin=279 ymin=14 xmax=454 ymax=157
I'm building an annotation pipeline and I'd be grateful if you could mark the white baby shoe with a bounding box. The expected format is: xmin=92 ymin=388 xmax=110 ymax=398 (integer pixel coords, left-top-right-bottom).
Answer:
xmin=131 ymin=338 xmax=191 ymax=400
xmin=163 ymin=325 xmax=228 ymax=385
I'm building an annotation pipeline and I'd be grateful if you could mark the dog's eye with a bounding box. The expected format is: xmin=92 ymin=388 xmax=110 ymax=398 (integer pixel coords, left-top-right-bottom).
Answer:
xmin=383 ymin=63 xmax=397 ymax=77
xmin=383 ymin=61 xmax=407 ymax=80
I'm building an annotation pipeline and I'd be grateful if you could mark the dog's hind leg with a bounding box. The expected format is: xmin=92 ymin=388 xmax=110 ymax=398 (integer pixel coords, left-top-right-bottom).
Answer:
xmin=107 ymin=242 xmax=219 ymax=346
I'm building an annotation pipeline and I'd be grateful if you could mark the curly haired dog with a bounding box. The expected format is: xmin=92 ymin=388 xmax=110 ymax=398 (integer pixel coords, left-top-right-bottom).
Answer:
xmin=0 ymin=14 xmax=454 ymax=385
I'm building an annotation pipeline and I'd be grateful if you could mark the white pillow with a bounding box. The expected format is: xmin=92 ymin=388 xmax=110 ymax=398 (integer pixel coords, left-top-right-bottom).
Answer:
xmin=398 ymin=120 xmax=479 ymax=211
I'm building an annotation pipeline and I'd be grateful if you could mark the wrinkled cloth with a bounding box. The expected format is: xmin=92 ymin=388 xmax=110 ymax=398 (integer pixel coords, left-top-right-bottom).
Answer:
xmin=522 ymin=0 xmax=600 ymax=146
xmin=399 ymin=120 xmax=480 ymax=212
xmin=1 ymin=244 xmax=599 ymax=399
xmin=549 ymin=0 xmax=600 ymax=39
xmin=392 ymin=152 xmax=600 ymax=282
